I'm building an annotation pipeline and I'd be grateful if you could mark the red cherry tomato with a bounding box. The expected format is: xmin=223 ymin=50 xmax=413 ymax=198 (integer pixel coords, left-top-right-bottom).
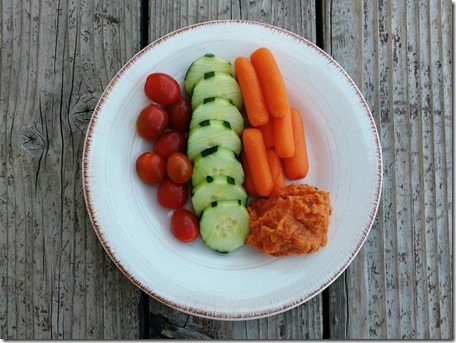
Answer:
xmin=167 ymin=97 xmax=192 ymax=132
xmin=171 ymin=209 xmax=199 ymax=242
xmin=144 ymin=73 xmax=181 ymax=105
xmin=153 ymin=130 xmax=187 ymax=160
xmin=136 ymin=152 xmax=166 ymax=184
xmin=167 ymin=152 xmax=192 ymax=184
xmin=157 ymin=178 xmax=188 ymax=209
xmin=136 ymin=104 xmax=168 ymax=139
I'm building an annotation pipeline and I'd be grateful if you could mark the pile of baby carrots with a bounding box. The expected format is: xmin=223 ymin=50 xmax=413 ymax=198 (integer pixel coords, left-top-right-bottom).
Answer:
xmin=235 ymin=47 xmax=309 ymax=197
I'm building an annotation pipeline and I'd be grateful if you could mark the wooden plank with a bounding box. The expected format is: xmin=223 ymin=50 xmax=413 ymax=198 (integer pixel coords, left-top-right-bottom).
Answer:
xmin=149 ymin=0 xmax=316 ymax=42
xmin=0 ymin=0 xmax=143 ymax=339
xmin=147 ymin=0 xmax=322 ymax=339
xmin=322 ymin=0 xmax=453 ymax=339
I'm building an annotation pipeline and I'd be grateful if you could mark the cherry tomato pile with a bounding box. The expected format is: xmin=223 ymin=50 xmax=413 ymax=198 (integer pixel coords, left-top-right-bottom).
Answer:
xmin=135 ymin=72 xmax=199 ymax=243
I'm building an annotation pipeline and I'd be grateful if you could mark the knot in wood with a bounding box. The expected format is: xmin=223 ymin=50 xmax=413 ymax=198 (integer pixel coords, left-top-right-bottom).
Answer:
xmin=71 ymin=92 xmax=100 ymax=133
xmin=20 ymin=127 xmax=44 ymax=153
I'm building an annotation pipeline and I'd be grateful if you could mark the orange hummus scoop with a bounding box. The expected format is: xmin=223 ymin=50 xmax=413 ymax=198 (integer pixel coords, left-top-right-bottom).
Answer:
xmin=246 ymin=184 xmax=332 ymax=257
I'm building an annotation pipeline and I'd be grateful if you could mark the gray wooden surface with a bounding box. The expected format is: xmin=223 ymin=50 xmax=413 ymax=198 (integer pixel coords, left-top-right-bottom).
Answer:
xmin=0 ymin=0 xmax=452 ymax=339
xmin=324 ymin=0 xmax=453 ymax=338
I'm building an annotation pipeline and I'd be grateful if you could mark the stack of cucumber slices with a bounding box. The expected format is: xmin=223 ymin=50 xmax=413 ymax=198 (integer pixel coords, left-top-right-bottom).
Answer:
xmin=185 ymin=53 xmax=250 ymax=253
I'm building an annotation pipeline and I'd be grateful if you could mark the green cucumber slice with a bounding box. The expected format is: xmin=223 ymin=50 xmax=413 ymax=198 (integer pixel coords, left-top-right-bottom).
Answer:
xmin=184 ymin=54 xmax=234 ymax=96
xmin=191 ymin=175 xmax=248 ymax=217
xmin=191 ymin=71 xmax=243 ymax=110
xmin=199 ymin=200 xmax=250 ymax=253
xmin=187 ymin=119 xmax=242 ymax=161
xmin=191 ymin=146 xmax=244 ymax=187
xmin=190 ymin=97 xmax=245 ymax=135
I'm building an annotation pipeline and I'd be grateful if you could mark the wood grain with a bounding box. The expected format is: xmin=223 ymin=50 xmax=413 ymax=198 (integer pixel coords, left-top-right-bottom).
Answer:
xmin=1 ymin=0 xmax=452 ymax=340
xmin=323 ymin=0 xmax=453 ymax=339
xmin=0 ymin=0 xmax=143 ymax=339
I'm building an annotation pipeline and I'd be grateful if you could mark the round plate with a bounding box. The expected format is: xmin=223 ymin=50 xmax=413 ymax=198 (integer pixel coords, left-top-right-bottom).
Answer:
xmin=83 ymin=20 xmax=382 ymax=320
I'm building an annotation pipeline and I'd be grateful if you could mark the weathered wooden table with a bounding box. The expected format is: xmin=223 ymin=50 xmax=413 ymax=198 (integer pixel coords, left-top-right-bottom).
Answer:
xmin=1 ymin=0 xmax=452 ymax=339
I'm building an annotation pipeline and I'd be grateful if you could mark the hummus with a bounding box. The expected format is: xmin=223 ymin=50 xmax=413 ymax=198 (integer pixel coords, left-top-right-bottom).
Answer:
xmin=246 ymin=184 xmax=331 ymax=257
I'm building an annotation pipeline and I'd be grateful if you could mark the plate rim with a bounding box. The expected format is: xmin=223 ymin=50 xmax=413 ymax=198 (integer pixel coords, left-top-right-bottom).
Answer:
xmin=82 ymin=19 xmax=383 ymax=320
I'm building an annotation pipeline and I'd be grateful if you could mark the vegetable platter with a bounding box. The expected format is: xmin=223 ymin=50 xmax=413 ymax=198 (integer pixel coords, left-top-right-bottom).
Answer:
xmin=82 ymin=20 xmax=382 ymax=320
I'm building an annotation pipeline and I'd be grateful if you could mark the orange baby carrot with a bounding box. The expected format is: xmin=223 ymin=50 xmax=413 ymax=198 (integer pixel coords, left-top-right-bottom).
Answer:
xmin=272 ymin=108 xmax=295 ymax=158
xmin=258 ymin=119 xmax=275 ymax=148
xmin=266 ymin=148 xmax=287 ymax=196
xmin=235 ymin=56 xmax=269 ymax=127
xmin=240 ymin=151 xmax=258 ymax=197
xmin=283 ymin=108 xmax=309 ymax=180
xmin=250 ymin=47 xmax=290 ymax=118
xmin=242 ymin=128 xmax=274 ymax=197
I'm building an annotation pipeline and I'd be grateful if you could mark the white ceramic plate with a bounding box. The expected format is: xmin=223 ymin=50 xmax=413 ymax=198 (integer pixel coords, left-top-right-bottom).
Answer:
xmin=83 ymin=20 xmax=382 ymax=320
